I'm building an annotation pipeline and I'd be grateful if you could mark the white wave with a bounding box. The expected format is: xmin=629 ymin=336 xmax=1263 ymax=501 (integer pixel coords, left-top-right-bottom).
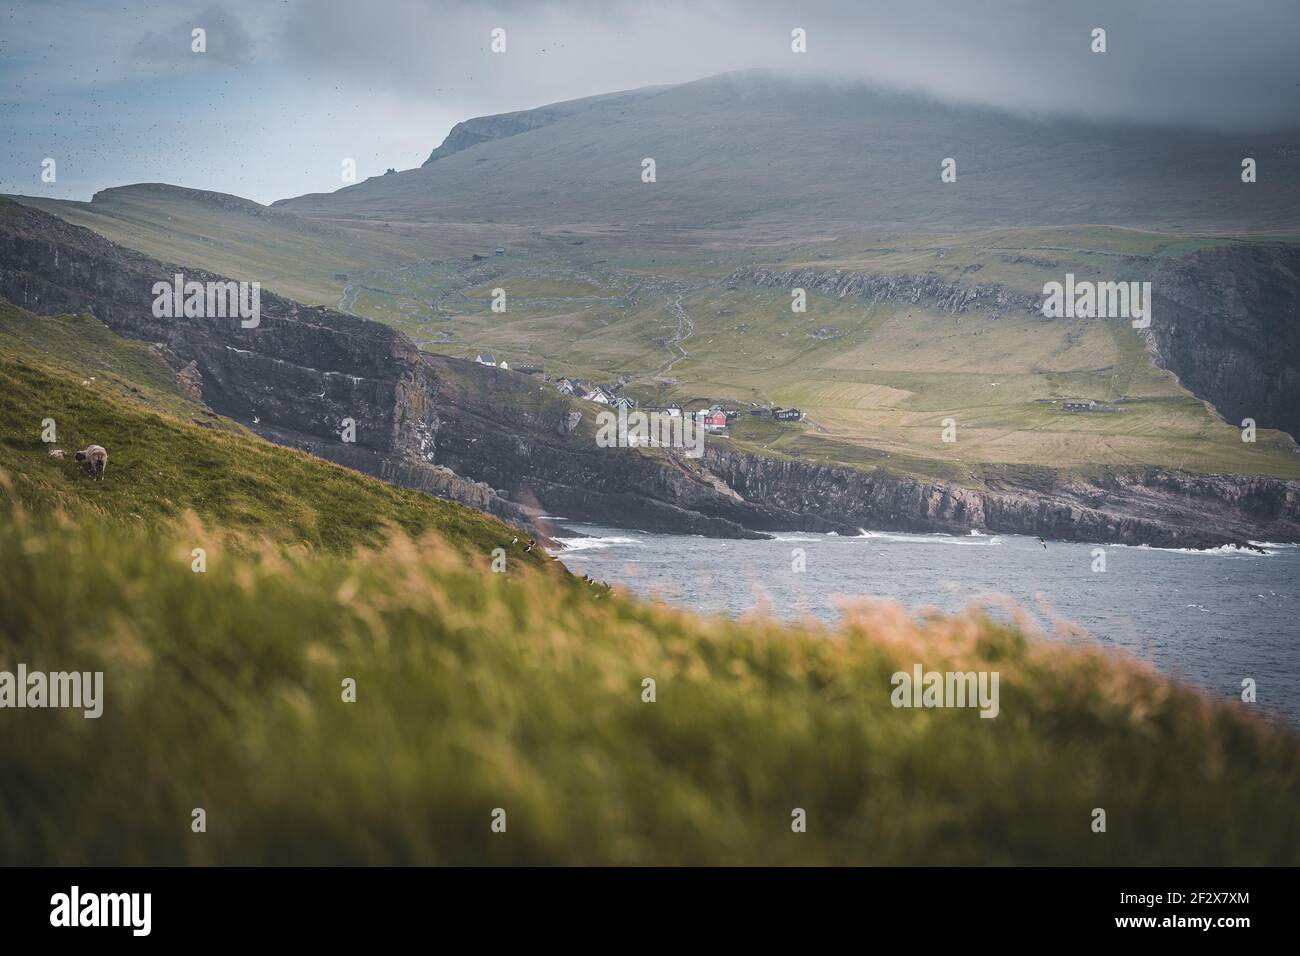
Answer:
xmin=553 ymin=536 xmax=643 ymax=553
xmin=1135 ymin=543 xmax=1276 ymax=557
xmin=854 ymin=530 xmax=1003 ymax=546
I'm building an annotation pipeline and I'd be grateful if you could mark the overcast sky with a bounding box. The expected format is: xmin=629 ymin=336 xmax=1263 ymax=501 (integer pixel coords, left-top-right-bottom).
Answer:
xmin=4 ymin=0 xmax=1298 ymax=204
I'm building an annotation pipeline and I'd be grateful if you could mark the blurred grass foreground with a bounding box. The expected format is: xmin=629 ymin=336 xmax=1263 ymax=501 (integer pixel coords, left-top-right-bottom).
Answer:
xmin=2 ymin=489 xmax=1299 ymax=865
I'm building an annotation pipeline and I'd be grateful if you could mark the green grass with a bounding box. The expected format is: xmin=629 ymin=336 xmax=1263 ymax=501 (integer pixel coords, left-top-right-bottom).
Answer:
xmin=0 ymin=304 xmax=245 ymax=434
xmin=0 ymin=308 xmax=544 ymax=561
xmin=788 ymin=226 xmax=1252 ymax=294
xmin=11 ymin=185 xmax=428 ymax=308
xmin=3 ymin=301 xmax=1299 ymax=865
xmin=2 ymin=498 xmax=1299 ymax=864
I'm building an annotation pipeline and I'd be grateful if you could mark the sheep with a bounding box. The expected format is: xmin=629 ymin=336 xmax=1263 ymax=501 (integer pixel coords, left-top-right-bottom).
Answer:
xmin=47 ymin=449 xmax=66 ymax=459
xmin=74 ymin=444 xmax=108 ymax=479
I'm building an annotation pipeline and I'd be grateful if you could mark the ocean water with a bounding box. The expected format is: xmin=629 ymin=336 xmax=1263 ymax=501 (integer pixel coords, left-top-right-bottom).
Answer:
xmin=551 ymin=522 xmax=1300 ymax=725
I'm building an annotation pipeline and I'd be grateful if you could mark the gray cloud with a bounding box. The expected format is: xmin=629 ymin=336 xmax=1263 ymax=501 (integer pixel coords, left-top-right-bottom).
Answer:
xmin=5 ymin=0 xmax=1298 ymax=205
xmin=277 ymin=0 xmax=1300 ymax=131
xmin=131 ymin=4 xmax=257 ymax=68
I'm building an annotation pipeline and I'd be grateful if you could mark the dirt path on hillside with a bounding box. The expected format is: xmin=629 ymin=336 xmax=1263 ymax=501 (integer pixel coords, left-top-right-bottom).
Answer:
xmin=337 ymin=283 xmax=360 ymax=316
xmin=655 ymin=290 xmax=694 ymax=378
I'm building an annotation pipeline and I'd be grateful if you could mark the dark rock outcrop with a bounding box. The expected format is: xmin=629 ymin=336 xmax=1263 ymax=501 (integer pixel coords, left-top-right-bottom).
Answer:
xmin=1148 ymin=244 xmax=1300 ymax=440
xmin=700 ymin=447 xmax=1300 ymax=549
xmin=417 ymin=89 xmax=650 ymax=169
xmin=728 ymin=265 xmax=1040 ymax=316
xmin=422 ymin=108 xmax=574 ymax=166
xmin=0 ymin=198 xmax=782 ymax=538
xmin=0 ymin=197 xmax=534 ymax=529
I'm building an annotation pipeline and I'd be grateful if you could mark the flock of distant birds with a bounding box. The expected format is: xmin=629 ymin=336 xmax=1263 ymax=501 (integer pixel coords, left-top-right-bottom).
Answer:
xmin=511 ymin=534 xmax=604 ymax=586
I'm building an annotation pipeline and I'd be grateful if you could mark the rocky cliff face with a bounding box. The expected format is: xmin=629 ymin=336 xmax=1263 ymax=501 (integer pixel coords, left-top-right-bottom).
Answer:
xmin=0 ymin=198 xmax=533 ymax=529
xmin=413 ymin=354 xmax=862 ymax=539
xmin=1149 ymin=244 xmax=1300 ymax=440
xmin=3 ymin=197 xmax=1298 ymax=549
xmin=417 ymin=90 xmax=646 ymax=168
xmin=0 ymin=198 xmax=787 ymax=538
xmin=728 ymin=265 xmax=1041 ymax=317
xmin=422 ymin=107 xmax=575 ymax=166
xmin=701 ymin=447 xmax=1300 ymax=549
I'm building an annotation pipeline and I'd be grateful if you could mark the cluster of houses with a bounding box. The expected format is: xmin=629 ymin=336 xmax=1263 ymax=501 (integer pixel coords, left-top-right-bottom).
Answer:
xmin=555 ymin=376 xmax=630 ymax=407
xmin=678 ymin=404 xmax=804 ymax=431
xmin=474 ymin=352 xmax=544 ymax=375
xmin=470 ymin=351 xmax=804 ymax=432
xmin=691 ymin=405 xmax=733 ymax=433
xmin=1061 ymin=398 xmax=1121 ymax=413
xmin=550 ymin=380 xmax=805 ymax=433
xmin=743 ymin=403 xmax=800 ymax=421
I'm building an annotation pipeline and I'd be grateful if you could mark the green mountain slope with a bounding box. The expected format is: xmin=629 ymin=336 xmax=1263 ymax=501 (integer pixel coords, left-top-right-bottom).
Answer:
xmin=0 ymin=301 xmax=542 ymax=559
xmin=10 ymin=183 xmax=429 ymax=308
xmin=277 ymin=71 xmax=1300 ymax=236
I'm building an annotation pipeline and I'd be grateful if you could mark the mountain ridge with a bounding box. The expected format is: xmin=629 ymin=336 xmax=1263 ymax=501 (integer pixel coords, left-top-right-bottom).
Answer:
xmin=276 ymin=71 xmax=1300 ymax=235
xmin=420 ymin=85 xmax=667 ymax=167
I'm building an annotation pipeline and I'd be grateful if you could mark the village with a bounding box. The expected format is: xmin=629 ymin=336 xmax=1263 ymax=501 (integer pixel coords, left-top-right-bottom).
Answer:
xmin=1060 ymin=399 xmax=1123 ymax=414
xmin=472 ymin=351 xmax=802 ymax=435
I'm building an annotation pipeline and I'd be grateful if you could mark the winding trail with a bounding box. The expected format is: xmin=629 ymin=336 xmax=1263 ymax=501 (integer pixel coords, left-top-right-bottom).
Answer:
xmin=655 ymin=290 xmax=694 ymax=378
xmin=337 ymin=282 xmax=360 ymax=316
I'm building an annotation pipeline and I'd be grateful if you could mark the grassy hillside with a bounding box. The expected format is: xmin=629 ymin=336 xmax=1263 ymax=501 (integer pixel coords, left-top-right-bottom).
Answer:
xmin=0 ymin=302 xmax=246 ymax=434
xmin=0 ymin=305 xmax=542 ymax=560
xmin=276 ymin=71 xmax=1300 ymax=236
xmin=2 ymin=495 xmax=1299 ymax=864
xmin=10 ymin=184 xmax=433 ymax=308
xmin=357 ymin=229 xmax=1300 ymax=480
